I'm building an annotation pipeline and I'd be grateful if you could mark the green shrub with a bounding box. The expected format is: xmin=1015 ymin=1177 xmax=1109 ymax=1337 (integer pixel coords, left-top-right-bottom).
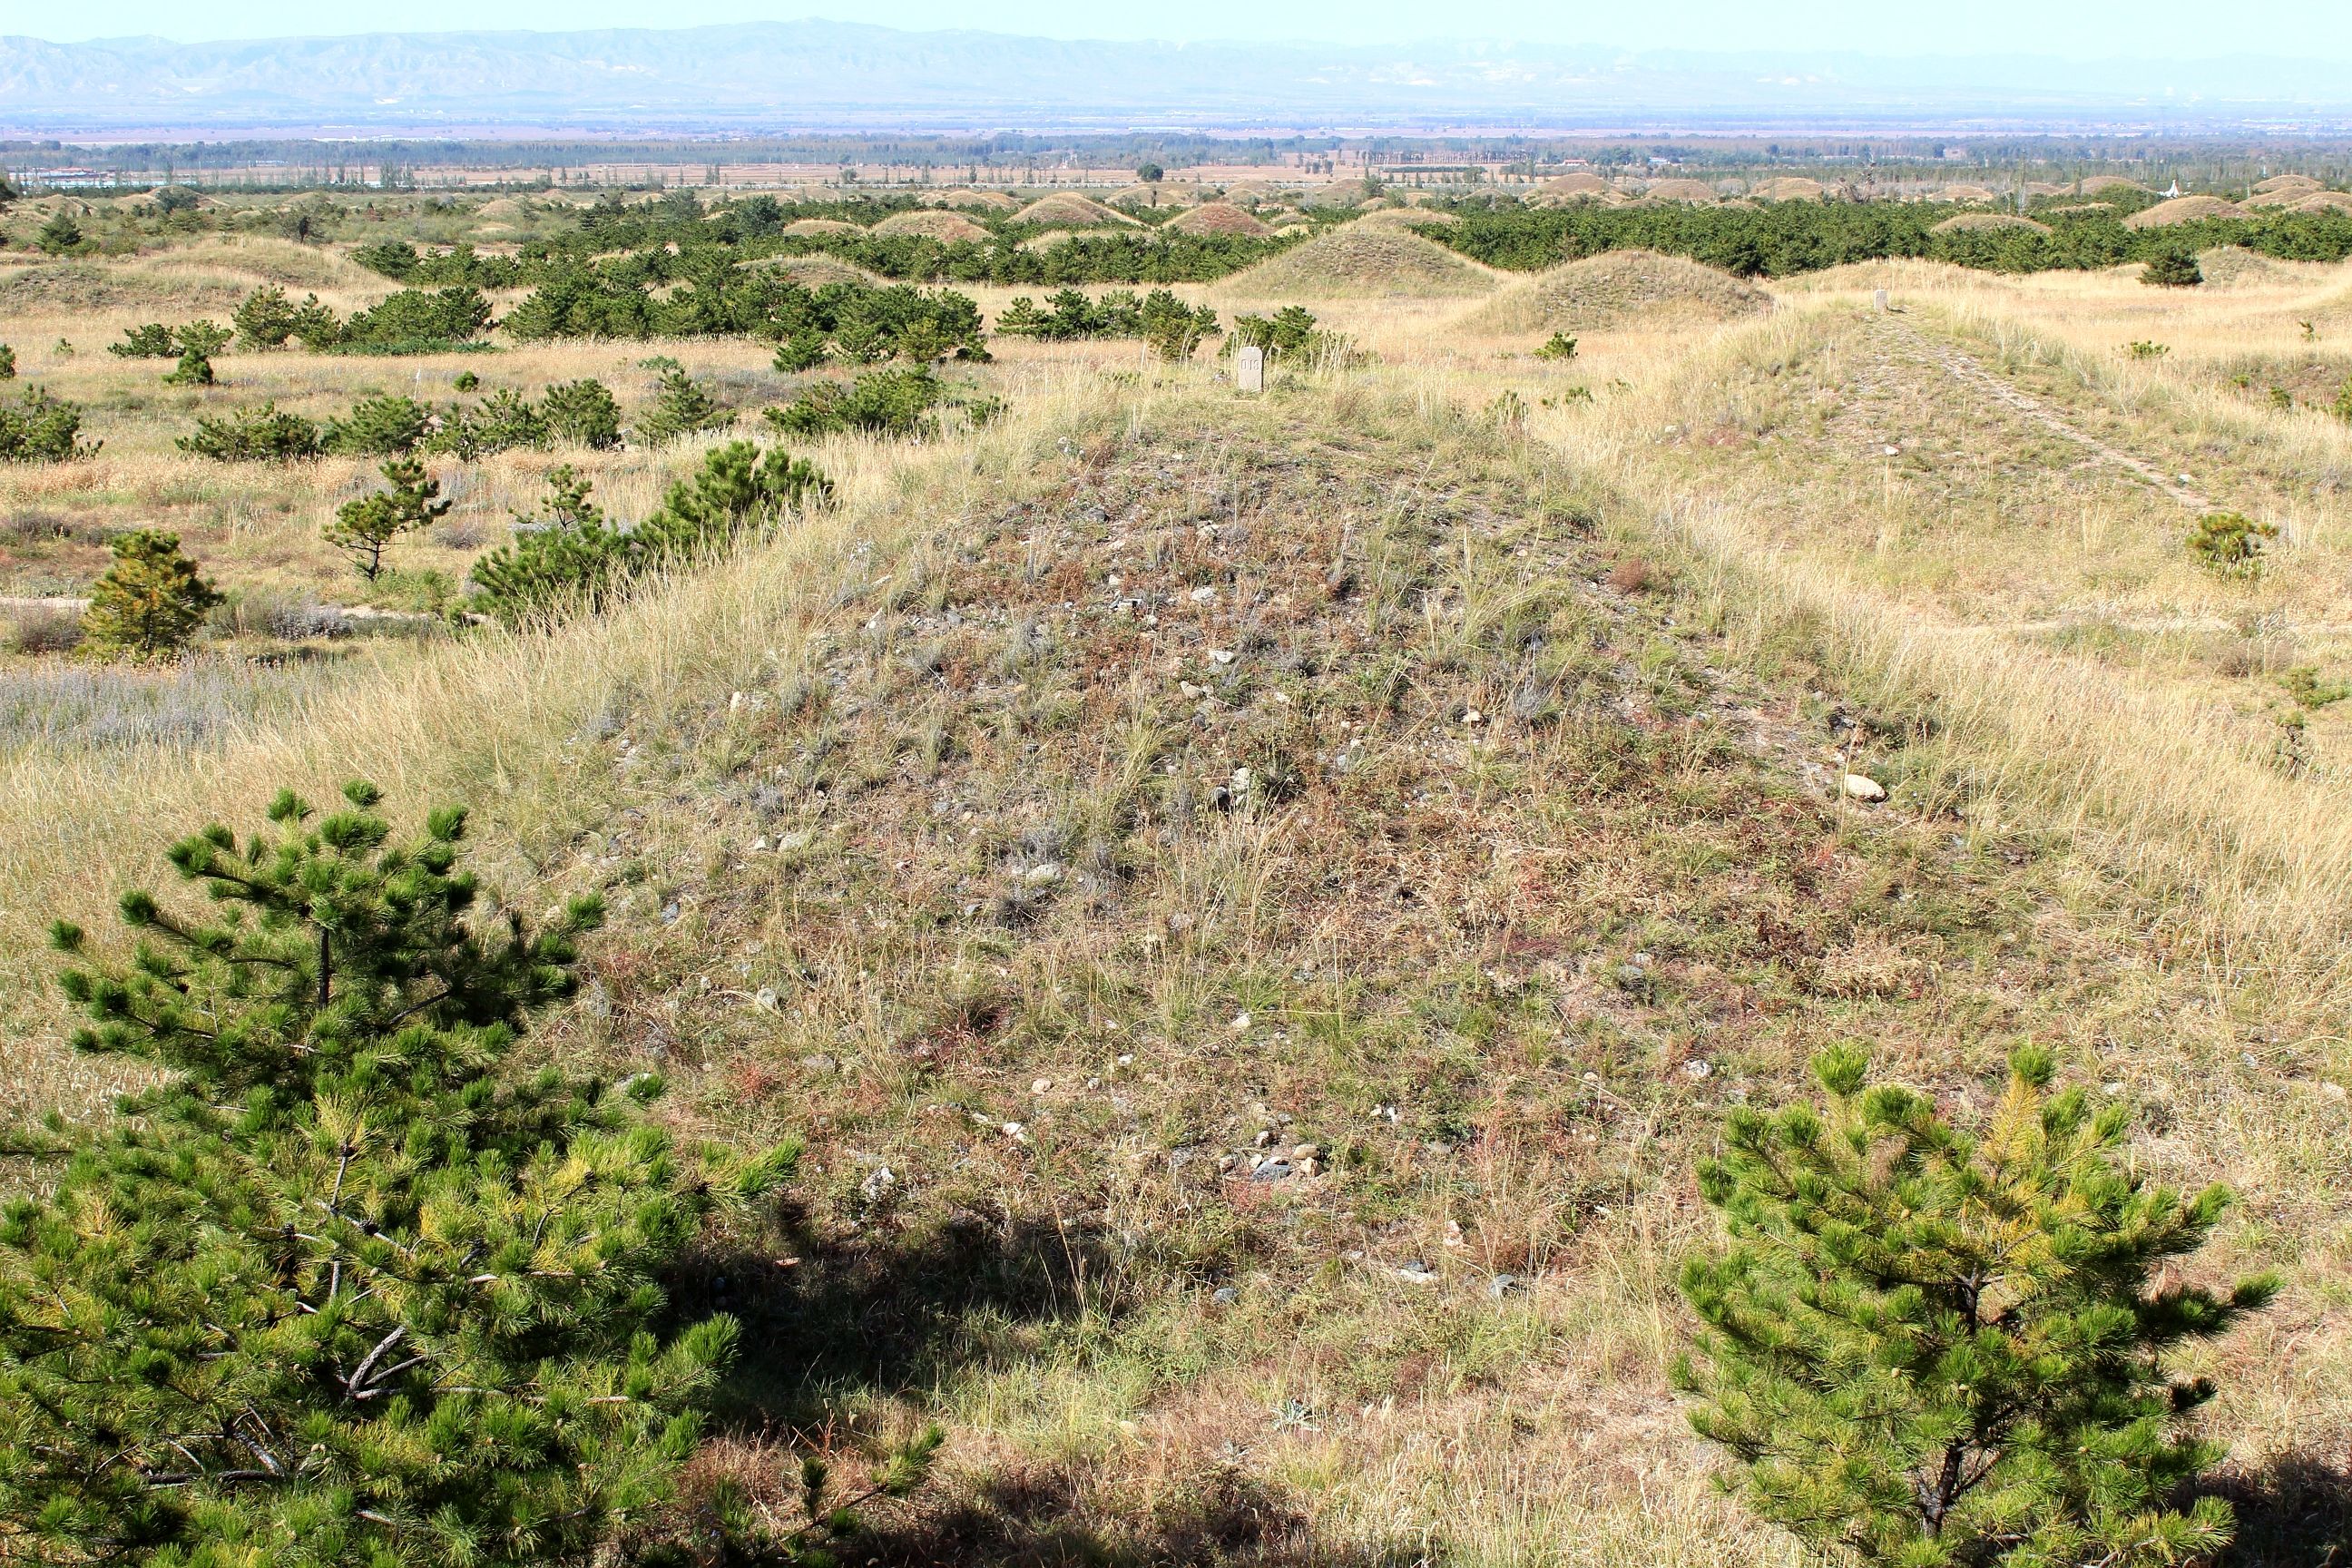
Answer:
xmin=162 ymin=348 xmax=214 ymax=387
xmin=770 ymin=328 xmax=829 ymax=373
xmin=325 ymin=456 xmax=451 ymax=583
xmin=0 ymin=386 xmax=98 ymax=462
xmin=468 ymin=466 xmax=629 ymax=626
xmin=1535 ymin=331 xmax=1579 ymax=360
xmin=542 ymin=377 xmax=624 ymax=449
xmin=177 ymin=401 xmax=324 ymax=462
xmin=79 ymin=530 xmax=220 ymax=658
xmin=109 ymin=323 xmax=181 ymax=359
xmin=763 ymin=366 xmax=945 ymax=439
xmin=2188 ymin=510 xmax=2278 ymax=579
xmin=636 ymin=365 xmax=733 ymax=445
xmin=35 ymin=211 xmax=83 ymax=255
xmin=4 ymin=781 xmax=787 ymax=1566
xmin=453 ymin=369 xmax=480 ymax=392
xmin=2335 ymin=378 xmax=2352 ymax=422
xmin=1231 ymin=305 xmax=1322 ymax=360
xmin=427 ymin=387 xmax=549 ymax=459
xmin=1678 ymin=1044 xmax=2274 ymax=1568
xmin=350 ymin=238 xmax=421 ymax=278
xmin=288 ymin=292 xmax=345 ymax=350
xmin=176 ymin=320 xmax=233 ymax=358
xmin=471 ymin=444 xmax=828 ymax=626
xmin=231 ymin=284 xmax=301 ymax=349
xmin=338 ymin=287 xmax=494 ymax=350
xmin=324 ymin=394 xmax=433 ymax=456
xmin=0 ymin=343 xmax=13 ymax=379
xmin=2141 ymin=248 xmax=2203 ymax=288
xmin=2125 ymin=339 xmax=2170 ymax=359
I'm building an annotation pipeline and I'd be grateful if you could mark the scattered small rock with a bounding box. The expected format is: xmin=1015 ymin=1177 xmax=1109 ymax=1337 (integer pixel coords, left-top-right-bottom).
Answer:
xmin=1250 ymin=1159 xmax=1293 ymax=1182
xmin=1394 ymin=1261 xmax=1439 ymax=1285
xmin=1212 ymin=1286 xmax=1240 ymax=1305
xmin=1842 ymin=774 xmax=1887 ymax=802
xmin=1487 ymin=1274 xmax=1521 ymax=1300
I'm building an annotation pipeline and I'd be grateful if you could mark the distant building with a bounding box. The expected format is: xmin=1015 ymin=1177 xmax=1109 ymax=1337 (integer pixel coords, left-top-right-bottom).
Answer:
xmin=25 ymin=168 xmax=119 ymax=190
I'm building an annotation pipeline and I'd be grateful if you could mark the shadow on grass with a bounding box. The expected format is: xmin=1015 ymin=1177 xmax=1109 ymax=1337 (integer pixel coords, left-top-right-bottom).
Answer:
xmin=2216 ymin=1450 xmax=2352 ymax=1567
xmin=668 ymin=1202 xmax=1150 ymax=1426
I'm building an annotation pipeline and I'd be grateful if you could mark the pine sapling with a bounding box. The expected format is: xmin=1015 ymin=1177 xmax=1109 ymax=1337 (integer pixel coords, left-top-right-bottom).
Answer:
xmin=326 ymin=456 xmax=451 ymax=583
xmin=1678 ymin=1044 xmax=2276 ymax=1568
xmin=79 ymin=529 xmax=221 ymax=659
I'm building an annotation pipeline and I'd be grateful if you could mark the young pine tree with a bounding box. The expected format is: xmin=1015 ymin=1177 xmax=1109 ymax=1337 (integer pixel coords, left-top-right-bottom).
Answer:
xmin=3 ymin=782 xmax=795 ymax=1567
xmin=79 ymin=529 xmax=221 ymax=659
xmin=637 ymin=365 xmax=733 ymax=445
xmin=325 ymin=456 xmax=451 ymax=583
xmin=36 ymin=210 xmax=84 ymax=255
xmin=1678 ymin=1044 xmax=2275 ymax=1568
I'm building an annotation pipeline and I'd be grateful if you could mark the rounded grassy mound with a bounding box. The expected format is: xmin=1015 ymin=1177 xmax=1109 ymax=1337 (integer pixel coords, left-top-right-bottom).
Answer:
xmin=1461 ymin=250 xmax=1771 ymax=335
xmin=937 ymin=189 xmax=1023 ymax=211
xmin=780 ymin=218 xmax=864 ymax=238
xmin=1537 ymin=172 xmax=1612 ymax=197
xmin=1167 ymin=202 xmax=1275 ymax=238
xmin=2124 ymin=195 xmax=2248 ymax=228
xmin=757 ymin=255 xmax=888 ymax=289
xmin=1013 ymin=193 xmax=1135 ymax=230
xmin=1215 ymin=229 xmax=1499 ymax=300
xmin=2293 ymin=191 xmax=2352 ymax=215
xmin=1642 ymin=178 xmax=1720 ymax=204
xmin=1752 ymin=177 xmax=1825 ymax=201
xmin=1934 ymin=184 xmax=1999 ymax=202
xmin=2079 ymin=175 xmax=2151 ymax=195
xmin=871 ymin=210 xmax=994 ymax=242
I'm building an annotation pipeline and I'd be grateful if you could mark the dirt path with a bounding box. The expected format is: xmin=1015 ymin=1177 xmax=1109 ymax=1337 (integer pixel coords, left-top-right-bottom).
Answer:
xmin=1883 ymin=310 xmax=2215 ymax=512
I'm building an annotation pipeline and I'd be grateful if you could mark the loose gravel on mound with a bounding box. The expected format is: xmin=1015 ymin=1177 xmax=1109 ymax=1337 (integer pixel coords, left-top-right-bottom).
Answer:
xmin=1461 ymin=250 xmax=1770 ymax=334
xmin=1216 ymin=229 xmax=1498 ymax=299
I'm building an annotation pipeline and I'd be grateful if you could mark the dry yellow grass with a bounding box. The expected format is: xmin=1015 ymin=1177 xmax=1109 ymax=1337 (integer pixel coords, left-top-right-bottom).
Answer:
xmin=779 ymin=217 xmax=864 ymax=237
xmin=870 ymin=209 xmax=994 ymax=242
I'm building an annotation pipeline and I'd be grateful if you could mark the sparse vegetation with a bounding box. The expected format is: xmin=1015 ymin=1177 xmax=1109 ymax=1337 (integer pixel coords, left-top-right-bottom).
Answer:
xmin=0 ymin=386 xmax=96 ymax=463
xmin=2188 ymin=510 xmax=2278 ymax=579
xmin=177 ymin=401 xmax=326 ymax=462
xmin=469 ymin=442 xmax=828 ymax=625
xmin=636 ymin=365 xmax=734 ymax=445
xmin=2141 ymin=247 xmax=2205 ymax=287
xmin=6 ymin=161 xmax=2352 ymax=1568
xmin=762 ymin=365 xmax=947 ymax=439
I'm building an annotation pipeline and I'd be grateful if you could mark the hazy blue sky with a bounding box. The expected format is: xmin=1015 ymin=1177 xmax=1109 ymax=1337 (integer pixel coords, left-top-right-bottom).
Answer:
xmin=24 ymin=1 xmax=2352 ymax=58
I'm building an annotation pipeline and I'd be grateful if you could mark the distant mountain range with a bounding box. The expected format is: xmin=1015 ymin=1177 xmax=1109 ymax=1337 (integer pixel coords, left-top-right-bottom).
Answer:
xmin=5 ymin=22 xmax=2352 ymax=135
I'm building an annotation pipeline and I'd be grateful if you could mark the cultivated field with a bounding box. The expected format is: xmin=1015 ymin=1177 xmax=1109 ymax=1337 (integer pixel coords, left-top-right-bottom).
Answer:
xmin=4 ymin=208 xmax=2349 ymax=1564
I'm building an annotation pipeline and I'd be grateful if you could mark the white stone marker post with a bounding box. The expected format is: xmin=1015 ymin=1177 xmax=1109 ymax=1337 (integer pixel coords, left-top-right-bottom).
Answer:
xmin=1237 ymin=345 xmax=1266 ymax=393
